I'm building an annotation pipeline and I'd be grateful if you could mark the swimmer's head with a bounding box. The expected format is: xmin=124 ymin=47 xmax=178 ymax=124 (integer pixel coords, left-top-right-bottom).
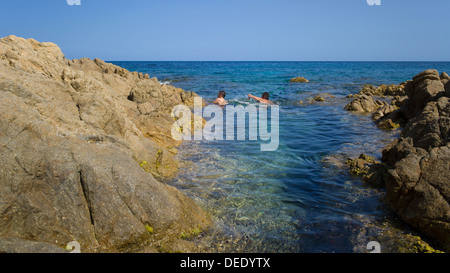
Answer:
xmin=262 ymin=92 xmax=270 ymax=100
xmin=218 ymin=91 xmax=226 ymax=98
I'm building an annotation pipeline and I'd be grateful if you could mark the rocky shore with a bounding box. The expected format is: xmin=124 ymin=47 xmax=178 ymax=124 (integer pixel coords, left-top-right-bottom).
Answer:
xmin=345 ymin=69 xmax=450 ymax=252
xmin=1 ymin=35 xmax=448 ymax=253
xmin=0 ymin=35 xmax=211 ymax=253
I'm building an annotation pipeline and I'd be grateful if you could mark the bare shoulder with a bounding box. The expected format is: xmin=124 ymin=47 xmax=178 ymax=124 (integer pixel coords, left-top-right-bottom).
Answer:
xmin=261 ymin=99 xmax=273 ymax=105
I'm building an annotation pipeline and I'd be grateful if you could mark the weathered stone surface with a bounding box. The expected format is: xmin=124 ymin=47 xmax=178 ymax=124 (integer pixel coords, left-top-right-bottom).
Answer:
xmin=412 ymin=69 xmax=441 ymax=83
xmin=445 ymin=80 xmax=450 ymax=98
xmin=344 ymin=94 xmax=386 ymax=112
xmin=372 ymin=104 xmax=399 ymax=121
xmin=403 ymin=69 xmax=445 ymax=119
xmin=0 ymin=237 xmax=67 ymax=253
xmin=358 ymin=84 xmax=406 ymax=97
xmin=379 ymin=70 xmax=450 ymax=251
xmin=0 ymin=35 xmax=210 ymax=252
xmin=402 ymin=97 xmax=450 ymax=149
xmin=384 ymin=145 xmax=450 ymax=251
xmin=344 ymin=83 xmax=407 ymax=114
xmin=441 ymin=72 xmax=450 ymax=86
xmin=345 ymin=82 xmax=408 ymax=115
xmin=346 ymin=70 xmax=450 ymax=251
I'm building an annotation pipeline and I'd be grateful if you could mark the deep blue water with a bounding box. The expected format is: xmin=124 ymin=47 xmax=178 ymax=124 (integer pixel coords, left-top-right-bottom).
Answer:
xmin=112 ymin=62 xmax=450 ymax=253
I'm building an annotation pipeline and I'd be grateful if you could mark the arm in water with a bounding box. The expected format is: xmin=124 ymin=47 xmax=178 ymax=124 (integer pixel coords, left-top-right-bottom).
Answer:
xmin=248 ymin=93 xmax=273 ymax=104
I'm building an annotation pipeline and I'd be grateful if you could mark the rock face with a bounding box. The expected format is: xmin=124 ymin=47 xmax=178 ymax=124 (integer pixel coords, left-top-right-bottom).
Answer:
xmin=403 ymin=69 xmax=446 ymax=120
xmin=0 ymin=237 xmax=67 ymax=253
xmin=364 ymin=70 xmax=449 ymax=251
xmin=0 ymin=35 xmax=210 ymax=252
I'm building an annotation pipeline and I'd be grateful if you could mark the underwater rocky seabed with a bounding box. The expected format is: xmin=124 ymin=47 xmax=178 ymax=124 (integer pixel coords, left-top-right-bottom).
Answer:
xmin=169 ymin=104 xmax=438 ymax=253
xmin=114 ymin=62 xmax=450 ymax=253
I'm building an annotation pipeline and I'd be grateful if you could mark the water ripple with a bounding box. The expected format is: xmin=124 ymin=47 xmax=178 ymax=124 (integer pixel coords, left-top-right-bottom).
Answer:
xmin=116 ymin=61 xmax=450 ymax=253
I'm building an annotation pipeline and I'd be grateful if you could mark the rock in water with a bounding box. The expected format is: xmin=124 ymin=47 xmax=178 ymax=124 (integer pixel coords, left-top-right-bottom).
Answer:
xmin=380 ymin=70 xmax=450 ymax=252
xmin=290 ymin=76 xmax=309 ymax=83
xmin=344 ymin=83 xmax=406 ymax=113
xmin=0 ymin=35 xmax=210 ymax=252
xmin=346 ymin=70 xmax=450 ymax=251
xmin=314 ymin=95 xmax=325 ymax=102
xmin=344 ymin=94 xmax=386 ymax=112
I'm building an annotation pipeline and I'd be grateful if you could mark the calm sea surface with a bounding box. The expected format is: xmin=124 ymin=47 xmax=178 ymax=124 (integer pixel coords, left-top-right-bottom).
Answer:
xmin=113 ymin=62 xmax=450 ymax=253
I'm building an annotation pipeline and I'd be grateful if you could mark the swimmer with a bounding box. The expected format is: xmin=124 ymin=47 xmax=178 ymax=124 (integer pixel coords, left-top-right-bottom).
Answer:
xmin=213 ymin=90 xmax=228 ymax=106
xmin=248 ymin=92 xmax=273 ymax=104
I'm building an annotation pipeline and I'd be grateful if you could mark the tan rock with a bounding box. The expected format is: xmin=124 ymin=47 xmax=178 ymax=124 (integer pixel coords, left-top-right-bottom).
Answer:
xmin=0 ymin=35 xmax=210 ymax=252
xmin=379 ymin=70 xmax=450 ymax=251
xmin=290 ymin=76 xmax=309 ymax=83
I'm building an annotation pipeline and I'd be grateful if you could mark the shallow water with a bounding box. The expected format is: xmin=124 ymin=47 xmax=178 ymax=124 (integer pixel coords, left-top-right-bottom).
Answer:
xmin=113 ymin=61 xmax=450 ymax=253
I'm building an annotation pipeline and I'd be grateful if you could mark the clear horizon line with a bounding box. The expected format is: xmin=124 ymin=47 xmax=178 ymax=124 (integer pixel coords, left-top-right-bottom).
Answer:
xmin=106 ymin=60 xmax=450 ymax=63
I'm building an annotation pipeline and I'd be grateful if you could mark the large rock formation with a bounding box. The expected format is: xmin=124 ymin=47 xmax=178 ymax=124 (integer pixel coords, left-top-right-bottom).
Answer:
xmin=352 ymin=69 xmax=449 ymax=251
xmin=0 ymin=35 xmax=210 ymax=252
xmin=381 ymin=70 xmax=449 ymax=251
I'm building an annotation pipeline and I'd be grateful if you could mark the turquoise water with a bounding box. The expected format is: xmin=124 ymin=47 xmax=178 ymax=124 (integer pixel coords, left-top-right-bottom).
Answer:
xmin=113 ymin=62 xmax=450 ymax=253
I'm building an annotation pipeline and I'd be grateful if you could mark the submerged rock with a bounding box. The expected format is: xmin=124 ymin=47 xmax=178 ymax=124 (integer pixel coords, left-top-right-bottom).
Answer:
xmin=0 ymin=35 xmax=211 ymax=252
xmin=314 ymin=95 xmax=325 ymax=102
xmin=346 ymin=154 xmax=376 ymax=176
xmin=299 ymin=93 xmax=335 ymax=105
xmin=352 ymin=217 xmax=445 ymax=253
xmin=345 ymin=154 xmax=386 ymax=188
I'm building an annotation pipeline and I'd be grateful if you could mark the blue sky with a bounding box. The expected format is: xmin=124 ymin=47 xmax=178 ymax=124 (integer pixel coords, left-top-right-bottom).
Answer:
xmin=0 ymin=0 xmax=449 ymax=61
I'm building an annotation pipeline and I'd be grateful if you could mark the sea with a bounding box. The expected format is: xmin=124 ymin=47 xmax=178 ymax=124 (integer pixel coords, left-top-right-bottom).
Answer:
xmin=112 ymin=61 xmax=450 ymax=253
